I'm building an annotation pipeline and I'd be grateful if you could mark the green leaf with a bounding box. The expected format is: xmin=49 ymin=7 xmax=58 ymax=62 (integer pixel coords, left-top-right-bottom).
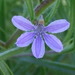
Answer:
xmin=23 ymin=1 xmax=29 ymax=17
xmin=25 ymin=0 xmax=35 ymax=21
xmin=44 ymin=0 xmax=60 ymax=25
xmin=54 ymin=0 xmax=69 ymax=20
xmin=0 ymin=60 xmax=13 ymax=75
xmin=19 ymin=57 xmax=75 ymax=74
xmin=0 ymin=47 xmax=29 ymax=60
xmin=0 ymin=43 xmax=74 ymax=61
xmin=61 ymin=43 xmax=74 ymax=54
xmin=64 ymin=0 xmax=75 ymax=43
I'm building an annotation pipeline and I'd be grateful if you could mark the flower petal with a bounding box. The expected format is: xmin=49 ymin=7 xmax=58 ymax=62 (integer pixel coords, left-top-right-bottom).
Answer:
xmin=45 ymin=19 xmax=70 ymax=33
xmin=16 ymin=32 xmax=35 ymax=47
xmin=32 ymin=35 xmax=45 ymax=58
xmin=43 ymin=33 xmax=63 ymax=52
xmin=12 ymin=16 xmax=35 ymax=31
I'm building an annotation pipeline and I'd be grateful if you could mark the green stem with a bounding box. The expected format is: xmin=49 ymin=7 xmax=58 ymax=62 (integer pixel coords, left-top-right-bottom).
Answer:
xmin=5 ymin=29 xmax=22 ymax=48
xmin=35 ymin=0 xmax=55 ymax=17
xmin=0 ymin=29 xmax=23 ymax=48
xmin=0 ymin=40 xmax=5 ymax=47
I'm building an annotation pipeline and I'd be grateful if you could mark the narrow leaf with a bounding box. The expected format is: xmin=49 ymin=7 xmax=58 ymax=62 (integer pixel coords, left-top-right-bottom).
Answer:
xmin=64 ymin=0 xmax=75 ymax=43
xmin=45 ymin=0 xmax=60 ymax=25
xmin=25 ymin=0 xmax=35 ymax=21
xmin=20 ymin=57 xmax=75 ymax=74
xmin=0 ymin=47 xmax=29 ymax=60
xmin=0 ymin=60 xmax=13 ymax=75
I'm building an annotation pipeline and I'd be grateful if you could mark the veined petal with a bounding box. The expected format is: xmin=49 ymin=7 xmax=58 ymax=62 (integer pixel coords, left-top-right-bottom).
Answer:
xmin=16 ymin=32 xmax=35 ymax=47
xmin=12 ymin=16 xmax=35 ymax=31
xmin=43 ymin=33 xmax=63 ymax=52
xmin=45 ymin=19 xmax=70 ymax=33
xmin=32 ymin=35 xmax=45 ymax=58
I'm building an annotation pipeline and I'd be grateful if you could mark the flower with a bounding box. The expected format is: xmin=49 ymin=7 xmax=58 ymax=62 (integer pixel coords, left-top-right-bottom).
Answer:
xmin=12 ymin=16 xmax=70 ymax=58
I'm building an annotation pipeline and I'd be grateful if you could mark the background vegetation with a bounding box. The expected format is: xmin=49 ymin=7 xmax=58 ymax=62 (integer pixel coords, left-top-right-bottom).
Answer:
xmin=0 ymin=0 xmax=75 ymax=75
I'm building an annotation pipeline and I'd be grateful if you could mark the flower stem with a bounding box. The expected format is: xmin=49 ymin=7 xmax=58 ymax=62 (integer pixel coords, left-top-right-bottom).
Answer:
xmin=35 ymin=0 xmax=55 ymax=17
xmin=5 ymin=29 xmax=23 ymax=48
xmin=12 ymin=43 xmax=74 ymax=58
xmin=0 ymin=40 xmax=5 ymax=47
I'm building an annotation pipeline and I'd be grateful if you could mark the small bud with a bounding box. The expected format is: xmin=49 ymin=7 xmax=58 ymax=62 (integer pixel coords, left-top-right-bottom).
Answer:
xmin=38 ymin=15 xmax=44 ymax=25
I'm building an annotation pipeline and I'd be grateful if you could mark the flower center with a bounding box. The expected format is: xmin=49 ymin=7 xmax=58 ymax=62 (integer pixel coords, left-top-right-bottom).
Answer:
xmin=34 ymin=24 xmax=44 ymax=36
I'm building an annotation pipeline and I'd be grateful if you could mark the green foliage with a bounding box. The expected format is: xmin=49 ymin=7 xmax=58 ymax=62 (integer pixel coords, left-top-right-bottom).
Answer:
xmin=0 ymin=0 xmax=75 ymax=75
xmin=0 ymin=0 xmax=6 ymax=41
xmin=25 ymin=0 xmax=35 ymax=21
xmin=44 ymin=0 xmax=60 ymax=25
xmin=19 ymin=57 xmax=75 ymax=74
xmin=0 ymin=60 xmax=13 ymax=75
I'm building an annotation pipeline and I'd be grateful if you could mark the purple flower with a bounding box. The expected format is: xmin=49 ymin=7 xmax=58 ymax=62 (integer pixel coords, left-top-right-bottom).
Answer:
xmin=12 ymin=16 xmax=70 ymax=58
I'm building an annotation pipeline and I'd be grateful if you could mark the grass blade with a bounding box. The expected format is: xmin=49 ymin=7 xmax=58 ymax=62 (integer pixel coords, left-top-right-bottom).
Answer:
xmin=0 ymin=60 xmax=13 ymax=75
